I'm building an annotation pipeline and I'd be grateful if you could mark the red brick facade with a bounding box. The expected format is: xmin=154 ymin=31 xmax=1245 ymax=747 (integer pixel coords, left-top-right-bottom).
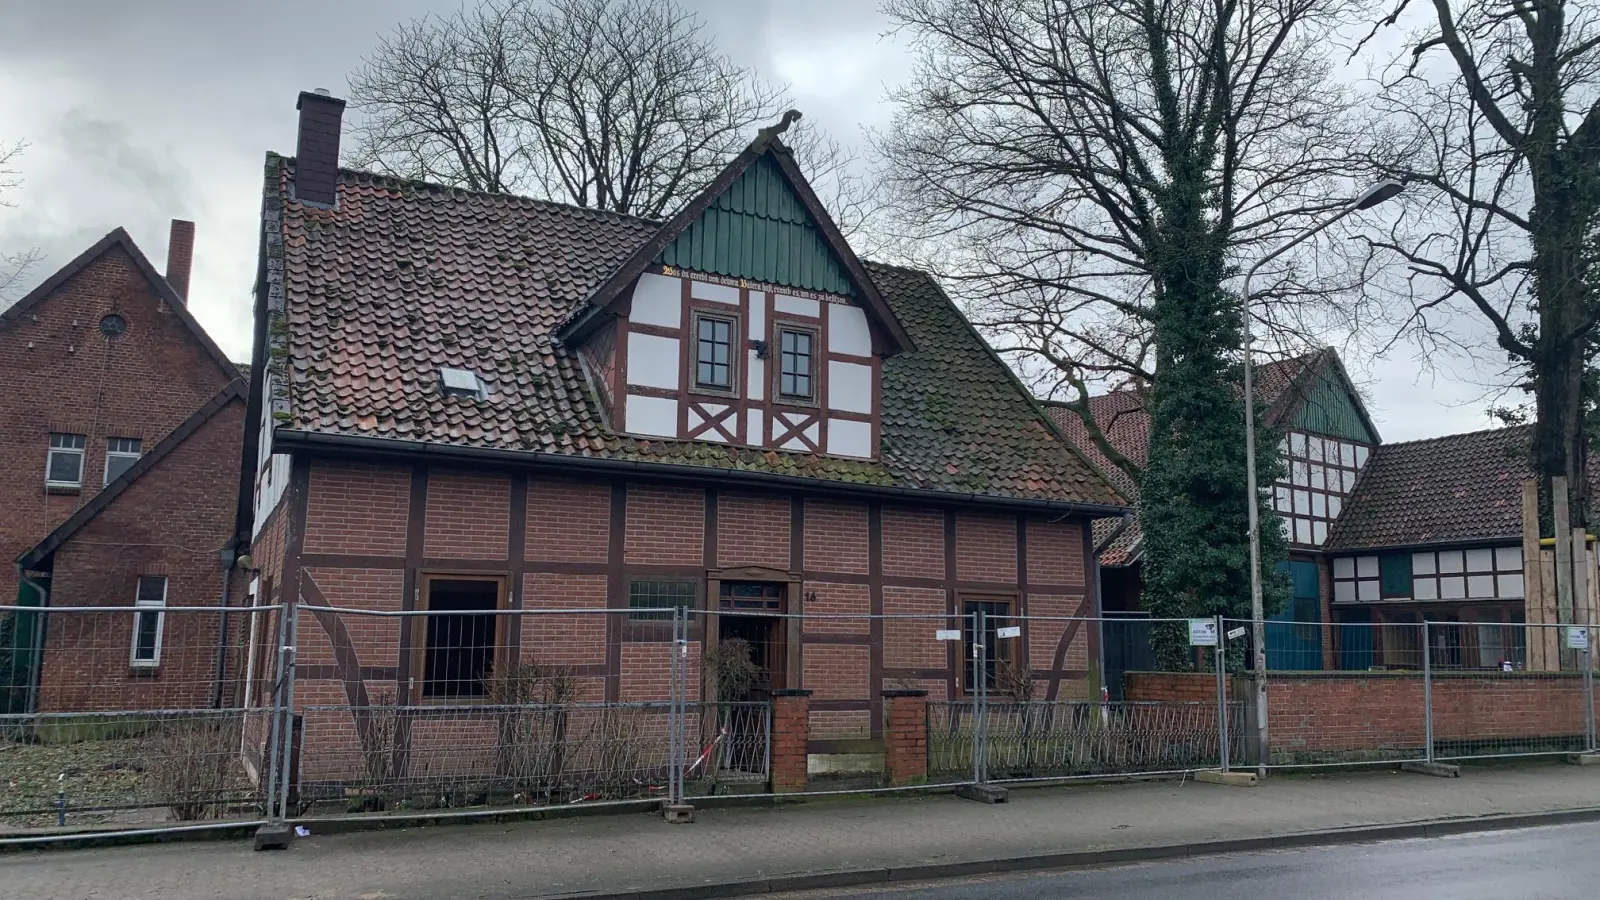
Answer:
xmin=270 ymin=459 xmax=1099 ymax=782
xmin=1 ymin=229 xmax=244 ymax=714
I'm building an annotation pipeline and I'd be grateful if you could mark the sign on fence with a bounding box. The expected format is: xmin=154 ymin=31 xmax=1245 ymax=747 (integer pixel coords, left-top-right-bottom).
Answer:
xmin=935 ymin=629 xmax=961 ymax=641
xmin=1567 ymin=627 xmax=1590 ymax=651
xmin=1188 ymin=619 xmax=1218 ymax=647
xmin=996 ymin=625 xmax=1022 ymax=639
xmin=1227 ymin=626 xmax=1247 ymax=641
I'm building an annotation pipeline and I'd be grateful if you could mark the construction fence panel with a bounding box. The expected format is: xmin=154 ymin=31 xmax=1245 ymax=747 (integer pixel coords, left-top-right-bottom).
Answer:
xmin=291 ymin=606 xmax=687 ymax=819
xmin=1245 ymin=619 xmax=1430 ymax=768
xmin=1427 ymin=621 xmax=1596 ymax=761
xmin=0 ymin=604 xmax=284 ymax=841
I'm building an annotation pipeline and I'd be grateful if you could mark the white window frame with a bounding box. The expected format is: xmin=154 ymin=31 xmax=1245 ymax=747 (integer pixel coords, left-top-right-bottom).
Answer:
xmin=130 ymin=576 xmax=167 ymax=668
xmin=104 ymin=437 xmax=142 ymax=487
xmin=46 ymin=433 xmax=86 ymax=488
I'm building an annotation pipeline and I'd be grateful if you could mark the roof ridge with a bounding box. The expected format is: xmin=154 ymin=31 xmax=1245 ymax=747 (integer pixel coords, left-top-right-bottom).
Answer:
xmin=1373 ymin=422 xmax=1529 ymax=451
xmin=274 ymin=153 xmax=668 ymax=229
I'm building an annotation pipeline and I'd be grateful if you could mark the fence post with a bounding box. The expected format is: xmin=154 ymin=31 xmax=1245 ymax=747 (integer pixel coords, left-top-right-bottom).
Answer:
xmin=769 ymin=689 xmax=812 ymax=793
xmin=663 ymin=606 xmax=695 ymax=822
xmin=1216 ymin=614 xmax=1230 ymax=772
xmin=1422 ymin=621 xmax=1434 ymax=765
xmin=882 ymin=689 xmax=929 ymax=786
xmin=973 ymin=607 xmax=986 ymax=787
xmin=276 ymin=602 xmax=299 ymax=823
xmin=253 ymin=603 xmax=297 ymax=850
xmin=1586 ymin=625 xmax=1596 ymax=755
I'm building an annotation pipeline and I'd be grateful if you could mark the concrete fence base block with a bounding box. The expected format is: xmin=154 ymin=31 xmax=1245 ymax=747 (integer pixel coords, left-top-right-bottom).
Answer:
xmin=1401 ymin=761 xmax=1461 ymax=778
xmin=253 ymin=822 xmax=294 ymax=851
xmin=1195 ymin=769 xmax=1258 ymax=787
xmin=661 ymin=803 xmax=697 ymax=824
xmin=1565 ymin=753 xmax=1600 ymax=766
xmin=954 ymin=784 xmax=1010 ymax=804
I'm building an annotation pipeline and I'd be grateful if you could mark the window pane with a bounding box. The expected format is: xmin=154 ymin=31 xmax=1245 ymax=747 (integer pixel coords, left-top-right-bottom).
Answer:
xmin=1379 ymin=554 xmax=1412 ymax=597
xmin=779 ymin=329 xmax=813 ymax=399
xmin=696 ymin=317 xmax=733 ymax=389
xmin=106 ymin=452 xmax=139 ymax=485
xmin=137 ymin=576 xmax=167 ymax=605
xmin=48 ymin=450 xmax=82 ymax=484
xmin=133 ymin=609 xmax=161 ymax=662
xmin=50 ymin=433 xmax=85 ymax=450
xmin=630 ymin=580 xmax=696 ymax=620
xmin=422 ymin=580 xmax=499 ymax=699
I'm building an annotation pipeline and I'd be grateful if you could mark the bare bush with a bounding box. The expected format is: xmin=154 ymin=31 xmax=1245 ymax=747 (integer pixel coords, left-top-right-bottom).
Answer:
xmin=149 ymin=716 xmax=238 ymax=821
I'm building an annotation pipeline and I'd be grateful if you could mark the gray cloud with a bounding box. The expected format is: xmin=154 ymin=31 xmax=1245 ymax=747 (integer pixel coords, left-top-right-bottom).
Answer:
xmin=0 ymin=0 xmax=1501 ymax=440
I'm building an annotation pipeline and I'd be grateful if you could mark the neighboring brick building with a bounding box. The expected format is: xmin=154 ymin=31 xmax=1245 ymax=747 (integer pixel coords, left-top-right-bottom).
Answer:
xmin=1052 ymin=349 xmax=1600 ymax=685
xmin=0 ymin=224 xmax=247 ymax=713
xmin=239 ymin=92 xmax=1126 ymax=770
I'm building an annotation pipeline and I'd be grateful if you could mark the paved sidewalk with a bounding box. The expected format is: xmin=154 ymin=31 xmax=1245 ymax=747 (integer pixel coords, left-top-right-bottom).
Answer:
xmin=4 ymin=763 xmax=1600 ymax=900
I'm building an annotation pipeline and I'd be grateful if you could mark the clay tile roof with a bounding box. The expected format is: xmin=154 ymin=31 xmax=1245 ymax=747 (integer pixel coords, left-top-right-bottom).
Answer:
xmin=1045 ymin=351 xmax=1330 ymax=564
xmin=1324 ymin=425 xmax=1541 ymax=550
xmin=264 ymin=157 xmax=1124 ymax=509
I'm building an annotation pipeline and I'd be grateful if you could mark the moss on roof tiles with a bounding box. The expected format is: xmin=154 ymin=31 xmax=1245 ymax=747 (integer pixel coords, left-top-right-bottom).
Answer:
xmin=271 ymin=162 xmax=1123 ymax=508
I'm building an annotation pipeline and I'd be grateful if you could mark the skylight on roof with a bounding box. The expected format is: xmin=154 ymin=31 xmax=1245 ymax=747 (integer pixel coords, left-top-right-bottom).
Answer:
xmin=440 ymin=366 xmax=488 ymax=400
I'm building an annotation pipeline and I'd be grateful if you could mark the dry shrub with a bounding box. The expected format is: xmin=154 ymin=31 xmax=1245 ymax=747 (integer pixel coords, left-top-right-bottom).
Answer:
xmin=149 ymin=715 xmax=237 ymax=821
xmin=486 ymin=661 xmax=579 ymax=802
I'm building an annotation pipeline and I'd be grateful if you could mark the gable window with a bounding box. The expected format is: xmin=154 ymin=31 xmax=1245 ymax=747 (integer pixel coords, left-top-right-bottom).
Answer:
xmin=131 ymin=575 xmax=167 ymax=667
xmin=104 ymin=437 xmax=142 ymax=486
xmin=46 ymin=433 xmax=86 ymax=488
xmin=694 ymin=312 xmax=737 ymax=392
xmin=777 ymin=327 xmax=816 ymax=401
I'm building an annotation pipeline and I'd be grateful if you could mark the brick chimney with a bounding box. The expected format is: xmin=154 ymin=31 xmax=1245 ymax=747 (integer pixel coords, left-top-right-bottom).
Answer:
xmin=294 ymin=88 xmax=346 ymax=207
xmin=165 ymin=219 xmax=195 ymax=302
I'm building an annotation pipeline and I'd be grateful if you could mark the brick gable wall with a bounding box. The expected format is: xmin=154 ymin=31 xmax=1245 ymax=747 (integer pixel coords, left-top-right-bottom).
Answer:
xmin=37 ymin=399 xmax=247 ymax=711
xmin=0 ymin=244 xmax=234 ymax=609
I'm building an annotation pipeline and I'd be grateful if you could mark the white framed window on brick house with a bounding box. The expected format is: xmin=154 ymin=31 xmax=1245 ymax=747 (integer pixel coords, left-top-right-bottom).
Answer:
xmin=1332 ymin=546 xmax=1524 ymax=603
xmin=46 ymin=433 xmax=86 ymax=488
xmin=104 ymin=437 xmax=142 ymax=486
xmin=131 ymin=575 xmax=167 ymax=667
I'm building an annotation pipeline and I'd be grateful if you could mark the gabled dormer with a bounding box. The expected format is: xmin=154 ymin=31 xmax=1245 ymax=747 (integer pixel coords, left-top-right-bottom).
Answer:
xmin=560 ymin=114 xmax=913 ymax=460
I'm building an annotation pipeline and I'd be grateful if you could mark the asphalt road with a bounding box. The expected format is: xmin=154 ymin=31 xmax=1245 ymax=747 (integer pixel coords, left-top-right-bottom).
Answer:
xmin=818 ymin=823 xmax=1598 ymax=900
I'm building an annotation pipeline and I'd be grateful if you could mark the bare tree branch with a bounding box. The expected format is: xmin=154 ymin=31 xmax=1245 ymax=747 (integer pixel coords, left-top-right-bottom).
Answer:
xmin=0 ymin=139 xmax=42 ymax=309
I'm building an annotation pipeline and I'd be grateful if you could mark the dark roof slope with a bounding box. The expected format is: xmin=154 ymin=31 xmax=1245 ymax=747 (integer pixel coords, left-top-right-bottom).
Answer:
xmin=1325 ymin=425 xmax=1535 ymax=550
xmin=263 ymin=159 xmax=1123 ymax=509
xmin=0 ymin=228 xmax=240 ymax=381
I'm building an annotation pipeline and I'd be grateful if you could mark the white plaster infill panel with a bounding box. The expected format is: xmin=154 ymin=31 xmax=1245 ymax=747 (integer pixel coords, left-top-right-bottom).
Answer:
xmin=828 ymin=360 xmax=873 ymax=414
xmin=747 ymin=408 xmax=764 ymax=445
xmin=626 ymin=332 xmax=681 ymax=390
xmin=691 ymin=280 xmax=740 ymax=305
xmin=749 ymin=289 xmax=766 ymax=338
xmin=774 ymin=294 xmax=820 ymax=318
xmin=747 ymin=351 xmax=765 ymax=401
xmin=631 ymin=273 xmax=683 ymax=328
xmin=827 ymin=418 xmax=872 ymax=458
xmin=829 ymin=304 xmax=872 ymax=357
xmin=626 ymin=394 xmax=678 ymax=438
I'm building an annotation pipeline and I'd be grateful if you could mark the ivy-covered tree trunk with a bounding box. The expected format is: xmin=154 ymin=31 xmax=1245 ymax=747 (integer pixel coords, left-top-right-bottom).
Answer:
xmin=1138 ymin=146 xmax=1289 ymax=670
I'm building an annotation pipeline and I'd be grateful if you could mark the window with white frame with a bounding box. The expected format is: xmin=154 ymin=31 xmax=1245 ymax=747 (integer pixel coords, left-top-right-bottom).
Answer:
xmin=131 ymin=575 xmax=167 ymax=667
xmin=46 ymin=433 xmax=86 ymax=488
xmin=1272 ymin=431 xmax=1371 ymax=547
xmin=104 ymin=437 xmax=142 ymax=486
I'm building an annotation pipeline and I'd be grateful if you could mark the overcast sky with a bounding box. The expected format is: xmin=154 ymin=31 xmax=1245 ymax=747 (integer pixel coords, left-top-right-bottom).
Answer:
xmin=0 ymin=0 xmax=1504 ymax=442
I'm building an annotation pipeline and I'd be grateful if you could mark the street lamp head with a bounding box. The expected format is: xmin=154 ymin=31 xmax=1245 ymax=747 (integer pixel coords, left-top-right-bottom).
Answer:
xmin=1352 ymin=179 xmax=1404 ymax=210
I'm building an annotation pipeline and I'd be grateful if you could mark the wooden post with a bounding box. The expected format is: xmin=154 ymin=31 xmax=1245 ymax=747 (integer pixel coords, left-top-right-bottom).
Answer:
xmin=1523 ymin=479 xmax=1552 ymax=670
xmin=1556 ymin=477 xmax=1574 ymax=628
xmin=1575 ymin=528 xmax=1593 ymax=629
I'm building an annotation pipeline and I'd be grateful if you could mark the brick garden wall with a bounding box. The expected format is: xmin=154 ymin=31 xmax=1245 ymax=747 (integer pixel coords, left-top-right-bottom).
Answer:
xmin=1126 ymin=671 xmax=1592 ymax=762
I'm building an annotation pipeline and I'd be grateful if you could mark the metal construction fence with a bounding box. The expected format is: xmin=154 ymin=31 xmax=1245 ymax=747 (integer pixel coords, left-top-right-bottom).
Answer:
xmin=3 ymin=603 xmax=1597 ymax=843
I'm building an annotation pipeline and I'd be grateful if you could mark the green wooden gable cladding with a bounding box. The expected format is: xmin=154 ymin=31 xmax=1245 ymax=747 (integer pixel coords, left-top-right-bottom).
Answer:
xmin=656 ymin=154 xmax=855 ymax=296
xmin=1286 ymin=368 xmax=1376 ymax=444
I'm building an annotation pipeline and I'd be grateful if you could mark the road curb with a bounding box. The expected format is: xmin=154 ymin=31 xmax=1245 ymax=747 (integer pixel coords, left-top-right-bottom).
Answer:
xmin=545 ymin=806 xmax=1600 ymax=900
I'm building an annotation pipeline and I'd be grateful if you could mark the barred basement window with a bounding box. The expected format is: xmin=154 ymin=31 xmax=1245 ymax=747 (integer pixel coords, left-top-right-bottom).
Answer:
xmin=629 ymin=580 xmax=696 ymax=621
xmin=130 ymin=575 xmax=167 ymax=667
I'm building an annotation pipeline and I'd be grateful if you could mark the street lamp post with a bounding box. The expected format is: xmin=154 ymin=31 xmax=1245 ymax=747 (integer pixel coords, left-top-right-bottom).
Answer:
xmin=1241 ymin=180 xmax=1403 ymax=776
